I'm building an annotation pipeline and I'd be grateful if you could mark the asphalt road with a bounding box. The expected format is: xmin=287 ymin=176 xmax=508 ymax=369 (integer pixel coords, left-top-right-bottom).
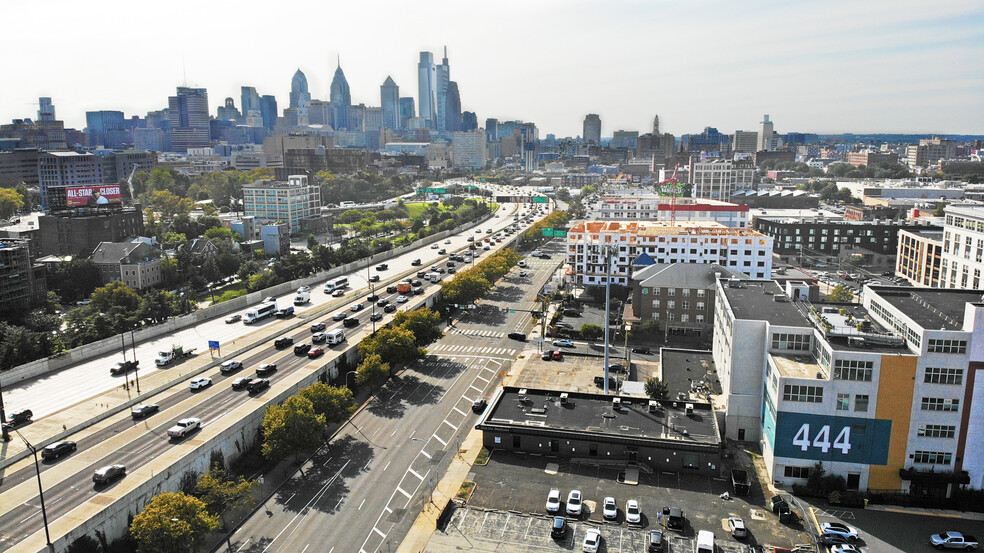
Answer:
xmin=217 ymin=234 xmax=561 ymax=553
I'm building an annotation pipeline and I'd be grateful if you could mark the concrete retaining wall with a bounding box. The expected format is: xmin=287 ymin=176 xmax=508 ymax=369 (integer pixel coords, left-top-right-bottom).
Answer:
xmin=1 ymin=211 xmax=493 ymax=388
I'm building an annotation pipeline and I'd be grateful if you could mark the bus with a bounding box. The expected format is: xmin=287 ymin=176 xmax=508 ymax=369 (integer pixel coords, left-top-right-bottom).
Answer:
xmin=323 ymin=277 xmax=349 ymax=293
xmin=243 ymin=301 xmax=277 ymax=324
xmin=339 ymin=201 xmax=357 ymax=209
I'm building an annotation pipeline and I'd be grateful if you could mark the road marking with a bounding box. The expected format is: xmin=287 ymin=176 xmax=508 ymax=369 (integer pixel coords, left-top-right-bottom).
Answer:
xmin=373 ymin=527 xmax=387 ymax=538
xmin=475 ymin=375 xmax=490 ymax=383
xmin=236 ymin=540 xmax=252 ymax=552
xmin=383 ymin=461 xmax=391 ymax=471
xmin=462 ymin=395 xmax=474 ymax=403
xmin=322 ymin=456 xmax=333 ymax=467
xmin=358 ymin=499 xmax=365 ymax=510
xmin=420 ymin=450 xmax=431 ymax=459
xmin=433 ymin=434 xmax=447 ymax=446
xmin=469 ymin=384 xmax=483 ymax=393
xmin=408 ymin=467 xmax=424 ymax=480
xmin=335 ymin=497 xmax=344 ymax=510
xmin=286 ymin=493 xmax=296 ymax=504
xmin=443 ymin=420 xmax=458 ymax=431
xmin=300 ymin=545 xmax=309 ymax=553
xmin=385 ymin=507 xmax=392 ymax=513
xmin=452 ymin=406 xmax=466 ymax=415
xmin=397 ymin=487 xmax=412 ymax=499
xmin=261 ymin=459 xmax=350 ymax=552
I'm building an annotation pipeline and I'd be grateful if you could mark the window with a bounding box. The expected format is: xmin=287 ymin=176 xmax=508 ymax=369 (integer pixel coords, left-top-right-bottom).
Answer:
xmin=682 ymin=289 xmax=691 ymax=297
xmin=652 ymin=312 xmax=660 ymax=320
xmin=924 ymin=367 xmax=963 ymax=385
xmin=921 ymin=397 xmax=959 ymax=412
xmin=667 ymin=288 xmax=676 ymax=296
xmin=696 ymin=314 xmax=705 ymax=323
xmin=696 ymin=301 xmax=705 ymax=311
xmin=682 ymin=301 xmax=690 ymax=310
xmin=653 ymin=288 xmax=660 ymax=296
xmin=697 ymin=289 xmax=706 ymax=297
xmin=928 ymin=339 xmax=967 ymax=354
xmin=772 ymin=333 xmax=811 ymax=351
xmin=913 ymin=451 xmax=953 ymax=465
xmin=667 ymin=301 xmax=675 ymax=309
xmin=833 ymin=359 xmax=873 ymax=381
xmin=784 ymin=466 xmax=810 ymax=479
xmin=783 ymin=384 xmax=823 ymax=403
xmin=918 ymin=424 xmax=956 ymax=439
xmin=652 ymin=300 xmax=660 ymax=309
xmin=667 ymin=312 xmax=675 ymax=321
xmin=854 ymin=394 xmax=869 ymax=412
xmin=836 ymin=393 xmax=850 ymax=410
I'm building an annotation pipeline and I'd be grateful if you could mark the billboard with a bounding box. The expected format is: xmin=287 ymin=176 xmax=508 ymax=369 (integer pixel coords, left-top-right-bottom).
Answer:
xmin=66 ymin=185 xmax=123 ymax=207
xmin=769 ymin=411 xmax=892 ymax=465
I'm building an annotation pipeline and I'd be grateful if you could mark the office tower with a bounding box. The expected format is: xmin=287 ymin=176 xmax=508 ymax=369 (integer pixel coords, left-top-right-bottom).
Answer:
xmin=167 ymin=87 xmax=210 ymax=152
xmin=417 ymin=51 xmax=437 ymax=127
xmin=289 ymin=69 xmax=311 ymax=110
xmin=217 ymin=98 xmax=241 ymax=122
xmin=758 ymin=114 xmax=774 ymax=151
xmin=732 ymin=130 xmax=758 ymax=153
xmin=451 ymin=129 xmax=487 ymax=168
xmin=653 ymin=115 xmax=659 ymax=136
xmin=485 ymin=118 xmax=498 ymax=142
xmin=330 ymin=62 xmax=351 ymax=131
xmin=461 ymin=111 xmax=477 ymax=132
xmin=399 ymin=97 xmax=415 ymax=129
xmin=260 ymin=95 xmax=278 ymax=130
xmin=241 ymin=86 xmax=262 ymax=127
xmin=38 ymin=97 xmax=56 ymax=121
xmin=583 ymin=114 xmax=601 ymax=144
xmin=85 ymin=110 xmax=127 ymax=149
xmin=39 ymin=151 xmax=105 ymax=212
xmin=444 ymin=81 xmax=461 ymax=132
xmin=520 ymin=123 xmax=537 ymax=172
xmin=436 ymin=47 xmax=450 ymax=131
xmin=308 ymin=100 xmax=331 ymax=126
xmin=612 ymin=130 xmax=638 ymax=150
xmin=381 ymin=76 xmax=400 ymax=130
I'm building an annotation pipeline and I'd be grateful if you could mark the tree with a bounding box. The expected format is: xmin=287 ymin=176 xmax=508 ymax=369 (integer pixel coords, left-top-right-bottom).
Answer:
xmin=356 ymin=353 xmax=390 ymax=388
xmin=204 ymin=227 xmax=241 ymax=242
xmin=261 ymin=395 xmax=326 ymax=461
xmin=391 ymin=308 xmax=444 ymax=346
xmin=828 ymin=285 xmax=854 ymax=302
xmin=48 ymin=258 xmax=102 ymax=301
xmin=299 ymin=382 xmax=356 ymax=423
xmin=644 ymin=377 xmax=669 ymax=400
xmin=195 ymin=467 xmax=256 ymax=527
xmin=0 ymin=187 xmax=25 ymax=218
xmin=65 ymin=534 xmax=102 ymax=553
xmin=130 ymin=492 xmax=219 ymax=553
xmin=90 ymin=281 xmax=143 ymax=317
xmin=579 ymin=323 xmax=604 ymax=341
xmin=307 ymin=233 xmax=318 ymax=249
xmin=359 ymin=326 xmax=424 ymax=367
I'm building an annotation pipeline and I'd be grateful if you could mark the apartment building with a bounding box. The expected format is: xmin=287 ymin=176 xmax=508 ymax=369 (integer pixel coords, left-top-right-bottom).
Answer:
xmin=242 ymin=174 xmax=322 ymax=234
xmin=565 ymin=221 xmax=773 ymax=286
xmin=896 ymin=229 xmax=943 ymax=287
xmin=713 ymin=280 xmax=984 ymax=493
xmin=688 ymin=158 xmax=755 ymax=201
xmin=940 ymin=205 xmax=984 ymax=289
xmin=595 ymin=197 xmax=749 ymax=227
xmin=90 ymin=240 xmax=163 ymax=290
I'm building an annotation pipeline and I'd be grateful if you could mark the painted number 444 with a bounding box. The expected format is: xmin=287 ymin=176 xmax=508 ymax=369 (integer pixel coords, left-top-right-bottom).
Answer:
xmin=792 ymin=424 xmax=851 ymax=454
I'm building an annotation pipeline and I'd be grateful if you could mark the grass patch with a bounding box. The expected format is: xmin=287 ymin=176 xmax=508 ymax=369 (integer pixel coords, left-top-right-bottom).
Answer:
xmin=474 ymin=447 xmax=491 ymax=466
xmin=456 ymin=481 xmax=476 ymax=501
xmin=404 ymin=202 xmax=436 ymax=219
xmin=211 ymin=287 xmax=246 ymax=305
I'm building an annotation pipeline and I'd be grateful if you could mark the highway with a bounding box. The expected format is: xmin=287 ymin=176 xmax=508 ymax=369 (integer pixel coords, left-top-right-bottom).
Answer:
xmin=219 ymin=233 xmax=565 ymax=553
xmin=0 ymin=193 xmax=549 ymax=550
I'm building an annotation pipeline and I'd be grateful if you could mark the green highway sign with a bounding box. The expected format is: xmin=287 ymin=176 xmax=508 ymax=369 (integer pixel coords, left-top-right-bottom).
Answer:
xmin=533 ymin=196 xmax=547 ymax=203
xmin=542 ymin=228 xmax=553 ymax=237
xmin=555 ymin=230 xmax=567 ymax=237
xmin=542 ymin=228 xmax=567 ymax=238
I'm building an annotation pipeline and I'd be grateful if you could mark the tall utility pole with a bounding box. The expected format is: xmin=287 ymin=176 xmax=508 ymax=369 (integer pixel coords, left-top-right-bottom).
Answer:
xmin=603 ymin=244 xmax=614 ymax=395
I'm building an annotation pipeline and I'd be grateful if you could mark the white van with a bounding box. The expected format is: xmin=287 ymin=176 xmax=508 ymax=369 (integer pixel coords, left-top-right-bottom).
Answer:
xmin=426 ymin=272 xmax=442 ymax=282
xmin=695 ymin=530 xmax=714 ymax=553
xmin=326 ymin=329 xmax=345 ymax=346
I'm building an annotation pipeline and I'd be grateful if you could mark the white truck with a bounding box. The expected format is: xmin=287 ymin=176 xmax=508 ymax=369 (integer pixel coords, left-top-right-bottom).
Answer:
xmin=293 ymin=291 xmax=311 ymax=305
xmin=166 ymin=418 xmax=201 ymax=438
xmin=243 ymin=301 xmax=277 ymax=324
xmin=155 ymin=345 xmax=197 ymax=366
xmin=426 ymin=271 xmax=442 ymax=282
xmin=931 ymin=532 xmax=979 ymax=550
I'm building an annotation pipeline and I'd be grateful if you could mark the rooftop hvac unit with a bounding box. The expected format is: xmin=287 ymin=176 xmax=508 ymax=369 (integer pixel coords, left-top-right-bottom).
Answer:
xmin=560 ymin=393 xmax=569 ymax=405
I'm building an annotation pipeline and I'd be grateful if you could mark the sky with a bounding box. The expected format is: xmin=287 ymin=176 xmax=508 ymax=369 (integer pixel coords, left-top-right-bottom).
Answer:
xmin=1 ymin=0 xmax=982 ymax=138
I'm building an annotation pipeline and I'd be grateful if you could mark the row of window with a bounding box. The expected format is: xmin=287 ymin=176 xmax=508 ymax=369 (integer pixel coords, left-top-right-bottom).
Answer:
xmin=835 ymin=393 xmax=869 ymax=412
xmin=927 ymin=339 xmax=967 ymax=354
xmin=921 ymin=397 xmax=959 ymax=412
xmin=913 ymin=451 xmax=952 ymax=465
xmin=651 ymin=300 xmax=706 ymax=310
xmin=772 ymin=333 xmax=811 ymax=351
xmin=833 ymin=359 xmax=874 ymax=382
xmin=783 ymin=385 xmax=823 ymax=403
xmin=918 ymin=424 xmax=956 ymax=439
xmin=652 ymin=312 xmax=705 ymax=323
xmin=924 ymin=367 xmax=963 ymax=385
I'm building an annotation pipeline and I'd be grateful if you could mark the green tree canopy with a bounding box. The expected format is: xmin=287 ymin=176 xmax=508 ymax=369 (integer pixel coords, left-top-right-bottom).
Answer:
xmin=0 ymin=187 xmax=25 ymax=219
xmin=359 ymin=326 xmax=425 ymax=367
xmin=130 ymin=492 xmax=219 ymax=553
xmin=298 ymin=382 xmax=356 ymax=423
xmin=355 ymin=353 xmax=390 ymax=388
xmin=579 ymin=323 xmax=603 ymax=341
xmin=828 ymin=285 xmax=854 ymax=302
xmin=644 ymin=377 xmax=669 ymax=400
xmin=195 ymin=467 xmax=256 ymax=526
xmin=261 ymin=395 xmax=326 ymax=461
xmin=391 ymin=308 xmax=444 ymax=346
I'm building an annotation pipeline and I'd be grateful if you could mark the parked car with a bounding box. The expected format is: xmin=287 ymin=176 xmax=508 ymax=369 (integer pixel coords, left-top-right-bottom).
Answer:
xmin=92 ymin=464 xmax=126 ymax=484
xmin=472 ymin=398 xmax=488 ymax=413
xmin=545 ymin=489 xmax=562 ymax=513
xmin=582 ymin=528 xmax=601 ymax=553
xmin=550 ymin=516 xmax=567 ymax=539
xmin=256 ymin=363 xmax=277 ymax=376
xmin=930 ymin=532 xmax=979 ymax=550
xmin=41 ymin=441 xmax=77 ymax=460
xmin=820 ymin=535 xmax=856 ymax=547
xmin=830 ymin=546 xmax=863 ymax=553
xmin=625 ymin=499 xmax=641 ymax=524
xmin=225 ymin=314 xmax=241 ymax=324
xmin=552 ymin=350 xmax=563 ymax=361
xmin=275 ymin=337 xmax=294 ymax=349
xmin=631 ymin=346 xmax=652 ymax=354
xmin=647 ymin=529 xmax=665 ymax=552
xmin=566 ymin=490 xmax=583 ymax=516
xmin=131 ymin=404 xmax=160 ymax=419
xmin=189 ymin=377 xmax=212 ymax=390
xmin=602 ymin=496 xmax=618 ymax=520
xmin=542 ymin=350 xmax=554 ymax=360
xmin=821 ymin=522 xmax=861 ymax=542
xmin=729 ymin=517 xmax=748 ymax=538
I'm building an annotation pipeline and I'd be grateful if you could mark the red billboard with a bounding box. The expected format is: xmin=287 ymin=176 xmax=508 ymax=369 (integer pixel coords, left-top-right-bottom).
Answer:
xmin=65 ymin=185 xmax=123 ymax=207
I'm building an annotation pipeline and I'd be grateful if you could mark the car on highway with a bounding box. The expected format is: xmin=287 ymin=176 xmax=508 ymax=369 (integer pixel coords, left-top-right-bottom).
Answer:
xmin=553 ymin=339 xmax=575 ymax=347
xmin=351 ymin=303 xmax=364 ymax=312
xmin=444 ymin=239 xmax=451 ymax=244
xmin=307 ymin=347 xmax=324 ymax=358
xmin=189 ymin=377 xmax=212 ymax=390
xmin=467 ymin=236 xmax=474 ymax=242
xmin=728 ymin=516 xmax=748 ymax=538
xmin=625 ymin=499 xmax=641 ymax=524
xmin=231 ymin=377 xmax=250 ymax=390
xmin=383 ymin=304 xmax=397 ymax=313
xmin=397 ymin=295 xmax=408 ymax=303
xmin=545 ymin=489 xmax=562 ymax=513
xmin=92 ymin=464 xmax=126 ymax=484
xmin=167 ymin=417 xmax=201 ymax=438
xmin=376 ymin=263 xmax=388 ymax=271
xmin=821 ymin=522 xmax=861 ymax=542
xmin=566 ymin=490 xmax=583 ymax=516
xmin=110 ymin=361 xmax=129 ymax=375
xmin=582 ymin=528 xmax=601 ymax=552
xmin=275 ymin=337 xmax=294 ymax=349
xmin=412 ymin=280 xmax=423 ymax=287
xmin=312 ymin=332 xmax=327 ymax=343
xmin=376 ymin=298 xmax=390 ymax=307
xmin=247 ymin=378 xmax=270 ymax=394
xmin=411 ymin=258 xmax=422 ymax=266
xmin=332 ymin=289 xmax=345 ymax=297
xmin=333 ymin=312 xmax=348 ymax=321
xmin=131 ymin=404 xmax=160 ymax=419
xmin=256 ymin=363 xmax=277 ymax=376
xmin=370 ymin=312 xmax=383 ymax=322
xmin=41 ymin=441 xmax=77 ymax=460
xmin=297 ymin=286 xmax=310 ymax=293
xmin=219 ymin=360 xmax=243 ymax=374
xmin=225 ymin=314 xmax=241 ymax=324
xmin=369 ymin=275 xmax=380 ymax=283
xmin=603 ymin=496 xmax=618 ymax=520
xmin=294 ymin=343 xmax=312 ymax=355
xmin=438 ymin=248 xmax=446 ymax=254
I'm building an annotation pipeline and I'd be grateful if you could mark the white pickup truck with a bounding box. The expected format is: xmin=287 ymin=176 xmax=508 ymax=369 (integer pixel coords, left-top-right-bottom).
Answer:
xmin=166 ymin=418 xmax=201 ymax=439
xmin=931 ymin=532 xmax=979 ymax=550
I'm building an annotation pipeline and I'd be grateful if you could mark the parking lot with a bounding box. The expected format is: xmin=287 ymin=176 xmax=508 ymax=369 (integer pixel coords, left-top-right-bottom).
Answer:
xmin=459 ymin=451 xmax=812 ymax=551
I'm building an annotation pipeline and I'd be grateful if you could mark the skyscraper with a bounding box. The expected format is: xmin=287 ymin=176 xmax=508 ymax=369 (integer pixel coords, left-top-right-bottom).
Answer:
xmin=417 ymin=51 xmax=437 ymax=128
xmin=289 ymin=69 xmax=311 ymax=110
xmin=435 ymin=47 xmax=451 ymax=131
xmin=521 ymin=123 xmax=538 ymax=172
xmin=260 ymin=95 xmax=278 ymax=130
xmin=583 ymin=114 xmax=601 ymax=144
xmin=381 ymin=76 xmax=400 ymax=130
xmin=241 ymin=86 xmax=262 ymax=127
xmin=444 ymin=81 xmax=461 ymax=132
xmin=758 ymin=114 xmax=774 ymax=152
xmin=399 ymin=97 xmax=415 ymax=129
xmin=38 ymin=97 xmax=55 ymax=121
xmin=330 ymin=61 xmax=351 ymax=131
xmin=168 ymin=87 xmax=210 ymax=152
xmin=653 ymin=115 xmax=660 ymax=136
xmin=461 ymin=111 xmax=477 ymax=132
xmin=217 ymin=98 xmax=241 ymax=122
xmin=485 ymin=118 xmax=498 ymax=142
xmin=85 ymin=111 xmax=126 ymax=149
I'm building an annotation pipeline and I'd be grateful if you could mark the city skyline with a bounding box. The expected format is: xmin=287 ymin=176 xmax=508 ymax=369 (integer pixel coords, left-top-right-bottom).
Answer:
xmin=1 ymin=0 xmax=982 ymax=137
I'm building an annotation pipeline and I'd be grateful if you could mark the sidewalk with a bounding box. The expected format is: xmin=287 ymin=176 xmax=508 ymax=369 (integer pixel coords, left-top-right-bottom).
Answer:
xmin=864 ymin=504 xmax=984 ymax=520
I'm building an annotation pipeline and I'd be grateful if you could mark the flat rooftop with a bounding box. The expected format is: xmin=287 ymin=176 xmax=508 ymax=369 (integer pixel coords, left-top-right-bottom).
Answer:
xmin=869 ymin=286 xmax=984 ymax=331
xmin=659 ymin=349 xmax=722 ymax=399
xmin=484 ymin=387 xmax=720 ymax=447
xmin=771 ymin=354 xmax=824 ymax=379
xmin=721 ymin=280 xmax=810 ymax=327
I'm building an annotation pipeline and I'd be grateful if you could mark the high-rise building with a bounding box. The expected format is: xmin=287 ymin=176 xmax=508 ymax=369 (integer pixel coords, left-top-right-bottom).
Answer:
xmin=444 ymin=81 xmax=461 ymax=132
xmin=85 ymin=111 xmax=127 ymax=149
xmin=687 ymin=127 xmax=728 ymax=154
xmin=380 ymin=76 xmax=400 ymax=130
xmin=241 ymin=86 xmax=262 ymax=126
xmin=308 ymin=100 xmax=331 ymax=126
xmin=758 ymin=114 xmax=775 ymax=152
xmin=583 ymin=114 xmax=601 ymax=145
xmin=461 ymin=111 xmax=477 ymax=132
xmin=417 ymin=52 xmax=437 ymax=127
xmin=485 ymin=118 xmax=498 ymax=142
xmin=168 ymin=87 xmax=210 ymax=152
xmin=520 ymin=123 xmax=538 ymax=172
xmin=940 ymin=205 xmax=984 ymax=289
xmin=451 ymin=129 xmax=487 ymax=169
xmin=1 ymin=97 xmax=67 ymax=150
xmin=612 ymin=130 xmax=638 ymax=150
xmin=330 ymin=62 xmax=351 ymax=131
xmin=652 ymin=115 xmax=659 ymax=136
xmin=37 ymin=97 xmax=56 ymax=121
xmin=689 ymin=158 xmax=755 ymax=201
xmin=0 ymin=238 xmax=35 ymax=317
xmin=260 ymin=95 xmax=278 ymax=130
xmin=398 ymin=97 xmax=415 ymax=130
xmin=217 ymin=98 xmax=241 ymax=122
xmin=289 ymin=69 xmax=311 ymax=111
xmin=435 ymin=47 xmax=451 ymax=131
xmin=243 ymin=174 xmax=322 ymax=234
xmin=38 ymin=151 xmax=106 ymax=212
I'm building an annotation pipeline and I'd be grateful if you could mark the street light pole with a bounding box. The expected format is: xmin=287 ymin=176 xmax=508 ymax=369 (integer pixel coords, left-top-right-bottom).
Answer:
xmin=0 ymin=380 xmax=9 ymax=442
xmin=10 ymin=428 xmax=54 ymax=552
xmin=603 ymin=244 xmax=613 ymax=395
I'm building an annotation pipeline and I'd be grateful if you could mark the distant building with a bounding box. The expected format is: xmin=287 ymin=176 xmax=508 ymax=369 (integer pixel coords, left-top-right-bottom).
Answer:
xmin=461 ymin=111 xmax=477 ymax=132
xmin=90 ymin=240 xmax=162 ymax=290
xmin=0 ymin=148 xmax=41 ymax=187
xmin=278 ymin=147 xmax=371 ymax=177
xmin=0 ymin=118 xmax=67 ymax=150
xmin=940 ymin=205 xmax=984 ymax=289
xmin=39 ymin=151 xmax=106 ymax=212
xmin=168 ymin=87 xmax=210 ymax=152
xmin=398 ymin=97 xmax=415 ymax=130
xmin=330 ymin=63 xmax=351 ymax=131
xmin=520 ymin=123 xmax=537 ymax=172
xmin=242 ymin=175 xmax=322 ymax=234
xmin=847 ymin=151 xmax=899 ymax=167
xmin=417 ymin=52 xmax=437 ymax=128
xmin=380 ymin=76 xmax=400 ymax=130
xmin=289 ymin=69 xmax=311 ymax=113
xmin=444 ymin=81 xmax=462 ymax=132
xmin=686 ymin=127 xmax=727 ymax=154
xmin=85 ymin=110 xmax=127 ymax=149
xmin=689 ymin=158 xmax=754 ymax=201
xmin=896 ymin=229 xmax=943 ymax=287
xmin=596 ymin=196 xmax=749 ymax=227
xmin=906 ymin=138 xmax=958 ymax=167
xmin=436 ymin=48 xmax=451 ymax=131
xmin=0 ymin=238 xmax=35 ymax=316
xmin=217 ymin=97 xmax=241 ymax=122
xmin=757 ymin=114 xmax=775 ymax=151
xmin=732 ymin=130 xmax=758 ymax=153
xmin=260 ymin=223 xmax=290 ymax=256
xmin=611 ymin=130 xmax=638 ymax=150
xmin=583 ymin=114 xmax=601 ymax=145
xmin=730 ymin=189 xmax=819 ymax=209
xmin=754 ymin=150 xmax=795 ymax=166
xmin=38 ymin=206 xmax=144 ymax=256
xmin=451 ymin=129 xmax=487 ymax=169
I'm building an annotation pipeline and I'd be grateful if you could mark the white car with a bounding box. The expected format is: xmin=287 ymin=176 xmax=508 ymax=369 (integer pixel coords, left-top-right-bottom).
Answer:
xmin=431 ymin=244 xmax=439 ymax=249
xmin=297 ymin=286 xmax=310 ymax=293
xmin=566 ymin=490 xmax=583 ymax=516
xmin=582 ymin=528 xmax=602 ymax=552
xmin=545 ymin=489 xmax=561 ymax=513
xmin=830 ymin=546 xmax=863 ymax=553
xmin=189 ymin=377 xmax=212 ymax=390
xmin=553 ymin=339 xmax=575 ymax=347
xmin=821 ymin=522 xmax=861 ymax=541
xmin=625 ymin=499 xmax=641 ymax=524
xmin=728 ymin=516 xmax=748 ymax=538
xmin=602 ymin=496 xmax=617 ymax=520
xmin=445 ymin=239 xmax=451 ymax=244
xmin=396 ymin=295 xmax=408 ymax=303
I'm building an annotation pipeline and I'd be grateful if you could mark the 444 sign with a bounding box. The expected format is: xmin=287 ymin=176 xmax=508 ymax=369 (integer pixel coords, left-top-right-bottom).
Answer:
xmin=792 ymin=423 xmax=852 ymax=454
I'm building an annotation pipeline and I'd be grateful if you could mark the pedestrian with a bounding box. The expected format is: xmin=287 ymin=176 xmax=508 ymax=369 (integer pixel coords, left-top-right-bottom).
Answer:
xmin=657 ymin=511 xmax=663 ymax=525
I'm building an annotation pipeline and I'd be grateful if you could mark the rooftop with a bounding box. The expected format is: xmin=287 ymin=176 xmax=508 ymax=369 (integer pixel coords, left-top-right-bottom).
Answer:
xmin=757 ymin=216 xmax=936 ymax=227
xmin=771 ymin=354 xmax=824 ymax=379
xmin=569 ymin=220 xmax=766 ymax=237
xmin=869 ymin=286 xmax=984 ymax=331
xmin=946 ymin=204 xmax=984 ymax=220
xmin=899 ymin=229 xmax=944 ymax=241
xmin=632 ymin=263 xmax=746 ymax=290
xmin=482 ymin=386 xmax=720 ymax=447
xmin=659 ymin=349 xmax=722 ymax=399
xmin=720 ymin=280 xmax=810 ymax=328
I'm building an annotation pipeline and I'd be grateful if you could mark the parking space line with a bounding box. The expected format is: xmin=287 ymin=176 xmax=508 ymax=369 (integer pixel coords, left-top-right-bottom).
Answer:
xmin=433 ymin=434 xmax=447 ymax=446
xmin=408 ymin=468 xmax=425 ymax=481
xmin=475 ymin=375 xmax=490 ymax=382
xmin=372 ymin=527 xmax=386 ymax=538
xmin=396 ymin=487 xmax=411 ymax=499
xmin=443 ymin=420 xmax=458 ymax=430
xmin=420 ymin=450 xmax=431 ymax=459
xmin=452 ymin=406 xmax=466 ymax=415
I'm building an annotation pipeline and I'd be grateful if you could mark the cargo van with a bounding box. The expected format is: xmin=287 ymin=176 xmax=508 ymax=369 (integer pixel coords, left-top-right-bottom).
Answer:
xmin=326 ymin=329 xmax=345 ymax=346
xmin=426 ymin=272 xmax=442 ymax=282
xmin=695 ymin=530 xmax=714 ymax=553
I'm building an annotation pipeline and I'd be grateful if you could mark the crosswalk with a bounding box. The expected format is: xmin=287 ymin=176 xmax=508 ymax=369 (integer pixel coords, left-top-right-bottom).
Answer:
xmin=445 ymin=328 xmax=505 ymax=338
xmin=429 ymin=344 xmax=517 ymax=357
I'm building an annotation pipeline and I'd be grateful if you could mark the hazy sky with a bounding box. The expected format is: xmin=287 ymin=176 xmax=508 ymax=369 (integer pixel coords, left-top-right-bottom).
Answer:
xmin=2 ymin=0 xmax=982 ymax=137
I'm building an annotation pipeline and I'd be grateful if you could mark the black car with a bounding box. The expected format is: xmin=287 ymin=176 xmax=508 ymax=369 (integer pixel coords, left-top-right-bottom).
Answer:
xmin=386 ymin=285 xmax=399 ymax=294
xmin=247 ymin=378 xmax=270 ymax=393
xmin=448 ymin=267 xmax=456 ymax=274
xmin=412 ymin=280 xmax=422 ymax=287
xmin=131 ymin=404 xmax=160 ymax=419
xmin=92 ymin=464 xmax=126 ymax=484
xmin=631 ymin=346 xmax=652 ymax=354
xmin=594 ymin=376 xmax=616 ymax=388
xmin=343 ymin=317 xmax=360 ymax=327
xmin=666 ymin=507 xmax=684 ymax=530
xmin=647 ymin=530 xmax=665 ymax=552
xmin=8 ymin=408 xmax=32 ymax=425
xmin=41 ymin=441 xmax=77 ymax=460
xmin=819 ymin=535 xmax=854 ymax=546
xmin=542 ymin=350 xmax=554 ymax=360
xmin=369 ymin=275 xmax=380 ymax=283
xmin=368 ymin=294 xmax=380 ymax=302
xmin=311 ymin=322 xmax=327 ymax=333
xmin=417 ymin=270 xmax=427 ymax=278
xmin=294 ymin=343 xmax=312 ymax=355
xmin=413 ymin=287 xmax=424 ymax=295
xmin=256 ymin=363 xmax=277 ymax=377
xmin=411 ymin=259 xmax=422 ymax=266
xmin=550 ymin=516 xmax=567 ymax=540
xmin=275 ymin=337 xmax=294 ymax=349
xmin=507 ymin=332 xmax=527 ymax=341
xmin=472 ymin=398 xmax=488 ymax=413
xmin=384 ymin=304 xmax=397 ymax=313
xmin=231 ymin=377 xmax=250 ymax=390
xmin=376 ymin=263 xmax=388 ymax=271
xmin=370 ymin=312 xmax=383 ymax=322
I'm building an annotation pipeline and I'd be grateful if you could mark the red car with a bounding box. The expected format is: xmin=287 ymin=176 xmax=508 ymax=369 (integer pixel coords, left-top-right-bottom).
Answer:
xmin=307 ymin=347 xmax=324 ymax=359
xmin=552 ymin=350 xmax=563 ymax=361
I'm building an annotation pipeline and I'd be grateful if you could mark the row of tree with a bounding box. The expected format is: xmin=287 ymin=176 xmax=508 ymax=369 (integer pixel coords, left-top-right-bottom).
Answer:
xmin=518 ymin=209 xmax=570 ymax=250
xmin=440 ymin=249 xmax=521 ymax=306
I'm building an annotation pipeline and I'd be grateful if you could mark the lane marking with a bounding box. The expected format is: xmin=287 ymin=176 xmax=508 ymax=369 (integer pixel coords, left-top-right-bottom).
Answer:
xmin=373 ymin=527 xmax=386 ymax=538
xmin=358 ymin=499 xmax=365 ymax=510
xmin=383 ymin=461 xmax=391 ymax=471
